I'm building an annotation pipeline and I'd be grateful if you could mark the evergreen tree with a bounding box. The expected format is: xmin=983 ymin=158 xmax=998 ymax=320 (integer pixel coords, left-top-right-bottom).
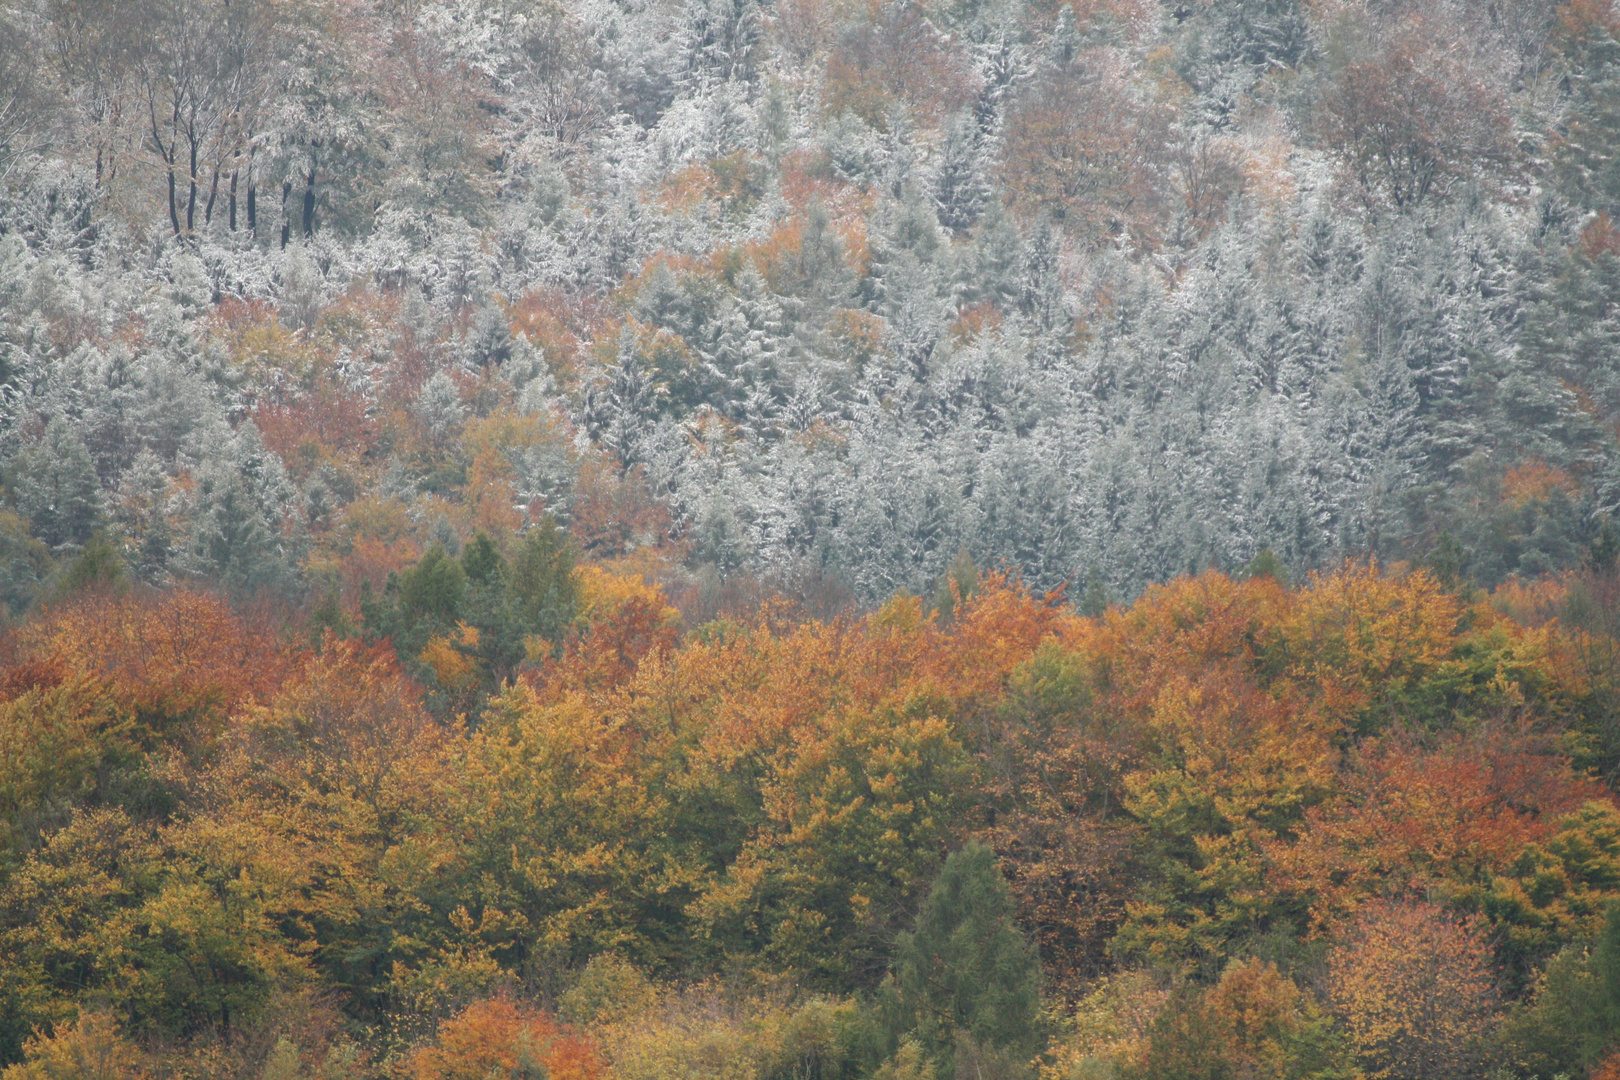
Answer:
xmin=581 ymin=328 xmax=665 ymax=469
xmin=0 ymin=510 xmax=49 ymax=616
xmin=505 ymin=516 xmax=577 ymax=648
xmin=1502 ymin=901 xmax=1620 ymax=1075
xmin=54 ymin=534 xmax=127 ymax=597
xmin=890 ymin=842 xmax=1042 ymax=1075
xmin=112 ymin=449 xmax=173 ymax=584
xmin=9 ymin=417 xmax=103 ymax=553
xmin=1553 ymin=12 xmax=1620 ymax=218
xmin=934 ymin=111 xmax=991 ymax=234
xmin=398 ymin=542 xmax=467 ymax=630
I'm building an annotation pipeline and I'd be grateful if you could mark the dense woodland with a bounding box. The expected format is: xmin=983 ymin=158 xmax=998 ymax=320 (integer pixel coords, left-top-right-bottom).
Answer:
xmin=6 ymin=0 xmax=1620 ymax=1074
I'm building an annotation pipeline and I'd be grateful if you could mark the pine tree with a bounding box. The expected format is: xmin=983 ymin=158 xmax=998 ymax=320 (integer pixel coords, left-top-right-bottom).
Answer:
xmin=1553 ymin=11 xmax=1620 ymax=217
xmin=581 ymin=327 xmax=665 ymax=469
xmin=413 ymin=371 xmax=468 ymax=445
xmin=398 ymin=542 xmax=468 ymax=630
xmin=0 ymin=509 xmax=49 ymax=616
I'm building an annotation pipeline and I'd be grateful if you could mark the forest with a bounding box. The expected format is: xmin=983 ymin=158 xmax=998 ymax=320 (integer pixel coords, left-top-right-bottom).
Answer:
xmin=4 ymin=0 xmax=1620 ymax=1073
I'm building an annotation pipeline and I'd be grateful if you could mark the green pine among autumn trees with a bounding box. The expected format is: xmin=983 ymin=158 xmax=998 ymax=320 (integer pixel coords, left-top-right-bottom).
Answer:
xmin=2 ymin=555 xmax=1619 ymax=1079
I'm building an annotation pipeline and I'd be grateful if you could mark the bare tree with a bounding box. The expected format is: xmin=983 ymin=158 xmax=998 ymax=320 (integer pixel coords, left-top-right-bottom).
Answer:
xmin=0 ymin=2 xmax=61 ymax=181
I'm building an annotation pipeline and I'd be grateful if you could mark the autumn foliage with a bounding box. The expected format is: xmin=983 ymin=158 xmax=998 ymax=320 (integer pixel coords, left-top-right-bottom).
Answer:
xmin=0 ymin=561 xmax=1616 ymax=1077
xmin=402 ymin=999 xmax=602 ymax=1080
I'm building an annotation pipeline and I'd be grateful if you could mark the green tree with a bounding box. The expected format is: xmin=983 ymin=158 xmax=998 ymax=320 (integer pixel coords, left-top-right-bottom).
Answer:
xmin=53 ymin=536 xmax=126 ymax=598
xmin=397 ymin=543 xmax=467 ymax=631
xmin=1553 ymin=7 xmax=1620 ymax=218
xmin=1501 ymin=900 xmax=1620 ymax=1077
xmin=890 ymin=842 xmax=1041 ymax=1075
xmin=504 ymin=518 xmax=577 ymax=650
xmin=0 ymin=511 xmax=50 ymax=617
xmin=10 ymin=419 xmax=101 ymax=555
xmin=460 ymin=531 xmax=502 ymax=588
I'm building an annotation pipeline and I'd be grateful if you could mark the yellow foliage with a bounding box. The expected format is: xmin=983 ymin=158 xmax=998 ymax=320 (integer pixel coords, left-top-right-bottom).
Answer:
xmin=574 ymin=566 xmax=679 ymax=627
xmin=592 ymin=981 xmax=863 ymax=1080
xmin=0 ymin=1010 xmax=147 ymax=1080
xmin=1327 ymin=899 xmax=1497 ymax=1080
xmin=204 ymin=299 xmax=323 ymax=386
xmin=1490 ymin=575 xmax=1568 ymax=627
xmin=1041 ymin=970 xmax=1167 ymax=1079
xmin=1501 ymin=459 xmax=1575 ymax=508
xmin=1276 ymin=560 xmax=1463 ymax=727
xmin=558 ymin=954 xmax=662 ymax=1029
xmin=872 ymin=1039 xmax=937 ymax=1080
xmin=420 ymin=623 xmax=482 ymax=691
xmin=521 ymin=635 xmax=554 ymax=665
xmin=341 ymin=495 xmax=419 ymax=546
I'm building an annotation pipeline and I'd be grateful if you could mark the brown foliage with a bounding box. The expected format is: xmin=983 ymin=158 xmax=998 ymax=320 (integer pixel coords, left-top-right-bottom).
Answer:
xmin=998 ymin=48 xmax=1170 ymax=240
xmin=821 ymin=0 xmax=975 ymax=129
xmin=252 ymin=378 xmax=378 ymax=488
xmin=1316 ymin=22 xmax=1516 ymax=209
xmin=10 ymin=589 xmax=292 ymax=740
xmin=568 ymin=459 xmax=676 ymax=560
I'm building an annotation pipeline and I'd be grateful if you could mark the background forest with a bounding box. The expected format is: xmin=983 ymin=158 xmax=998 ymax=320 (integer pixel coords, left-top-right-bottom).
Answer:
xmin=5 ymin=0 xmax=1620 ymax=1075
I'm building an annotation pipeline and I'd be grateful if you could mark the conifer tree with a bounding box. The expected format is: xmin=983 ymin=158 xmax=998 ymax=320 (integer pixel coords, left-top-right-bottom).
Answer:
xmin=890 ymin=841 xmax=1042 ymax=1075
xmin=10 ymin=417 xmax=103 ymax=554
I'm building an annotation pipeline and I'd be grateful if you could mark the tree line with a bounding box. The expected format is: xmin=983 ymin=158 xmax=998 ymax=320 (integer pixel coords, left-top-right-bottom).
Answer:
xmin=1 ymin=558 xmax=1620 ymax=1077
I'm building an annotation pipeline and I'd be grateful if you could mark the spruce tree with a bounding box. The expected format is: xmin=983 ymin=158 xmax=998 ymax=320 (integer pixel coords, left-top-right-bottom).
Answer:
xmin=10 ymin=417 xmax=102 ymax=553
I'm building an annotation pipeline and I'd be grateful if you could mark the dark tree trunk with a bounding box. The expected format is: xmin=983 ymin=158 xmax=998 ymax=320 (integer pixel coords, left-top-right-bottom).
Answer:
xmin=301 ymin=165 xmax=315 ymax=237
xmin=168 ymin=166 xmax=181 ymax=235
xmin=280 ymin=178 xmax=292 ymax=249
xmin=205 ymin=166 xmax=220 ymax=226
xmin=185 ymin=137 xmax=199 ymax=233
xmin=229 ymin=169 xmax=238 ymax=231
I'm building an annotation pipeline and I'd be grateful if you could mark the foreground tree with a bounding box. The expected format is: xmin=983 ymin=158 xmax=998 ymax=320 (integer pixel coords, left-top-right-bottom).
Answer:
xmin=888 ymin=841 xmax=1042 ymax=1077
xmin=1326 ymin=899 xmax=1497 ymax=1080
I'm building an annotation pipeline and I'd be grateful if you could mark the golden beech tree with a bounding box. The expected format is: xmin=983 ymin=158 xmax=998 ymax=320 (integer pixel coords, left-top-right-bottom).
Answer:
xmin=1269 ymin=562 xmax=1464 ymax=727
xmin=1263 ymin=727 xmax=1620 ymax=984
xmin=0 ymin=805 xmax=311 ymax=1050
xmin=1130 ymin=959 xmax=1343 ymax=1080
xmin=0 ymin=675 xmax=137 ymax=863
xmin=465 ymin=678 xmax=692 ymax=975
xmin=0 ymin=1009 xmax=148 ymax=1080
xmin=1013 ymin=562 xmax=1590 ymax=971
xmin=1046 ymin=571 xmax=1337 ymax=967
xmin=1327 ymin=899 xmax=1498 ymax=1080
xmin=189 ymin=634 xmax=466 ymax=1017
xmin=697 ymin=702 xmax=971 ymax=986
